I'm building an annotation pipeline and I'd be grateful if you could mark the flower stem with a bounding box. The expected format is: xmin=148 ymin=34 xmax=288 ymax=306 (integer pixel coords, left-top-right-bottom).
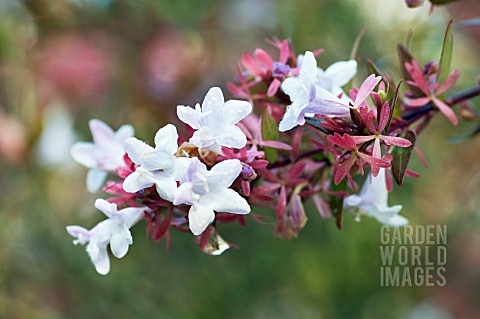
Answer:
xmin=392 ymin=85 xmax=480 ymax=131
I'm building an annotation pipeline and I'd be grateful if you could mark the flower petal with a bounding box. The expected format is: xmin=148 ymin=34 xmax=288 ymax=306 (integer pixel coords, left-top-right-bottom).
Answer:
xmin=110 ymin=226 xmax=132 ymax=258
xmin=66 ymin=225 xmax=91 ymax=244
xmin=173 ymin=157 xmax=193 ymax=182
xmin=124 ymin=137 xmax=173 ymax=170
xmin=122 ymin=169 xmax=156 ymax=193
xmin=115 ymin=124 xmax=135 ymax=142
xmin=254 ymin=48 xmax=274 ymax=71
xmin=432 ymin=97 xmax=458 ymax=125
xmin=86 ymin=242 xmax=110 ymax=275
xmin=436 ymin=69 xmax=460 ymax=95
xmin=89 ymin=119 xmax=116 ymax=146
xmin=267 ymin=78 xmax=282 ymax=97
xmin=202 ymin=87 xmax=225 ymax=113
xmin=299 ymin=51 xmax=318 ymax=85
xmin=70 ymin=142 xmax=97 ymax=168
xmin=279 ymin=103 xmax=303 ymax=132
xmin=177 ymin=105 xmax=202 ymax=129
xmin=404 ymin=61 xmax=431 ymax=96
xmin=208 ymin=159 xmax=242 ymax=189
xmin=382 ymin=212 xmax=408 ymax=227
xmin=304 ymin=86 xmax=350 ymax=117
xmin=200 ymin=188 xmax=250 ymax=215
xmin=380 ymin=136 xmax=412 ymax=147
xmin=95 ymin=198 xmax=118 ymax=218
xmin=281 ymin=77 xmax=308 ymax=106
xmin=223 ymin=100 xmax=253 ymax=125
xmin=154 ymin=124 xmax=178 ymax=155
xmin=406 ymin=97 xmax=431 ymax=107
xmin=155 ymin=174 xmax=178 ymax=202
xmin=321 ymin=60 xmax=357 ymax=89
xmin=119 ymin=209 xmax=144 ymax=230
xmin=215 ymin=125 xmax=248 ymax=149
xmin=261 ymin=140 xmax=293 ymax=150
xmin=188 ymin=203 xmax=215 ymax=236
xmin=87 ymin=168 xmax=108 ymax=193
xmin=354 ymin=74 xmax=382 ymax=108
xmin=173 ymin=182 xmax=194 ymax=206
xmin=350 ymin=135 xmax=375 ymax=144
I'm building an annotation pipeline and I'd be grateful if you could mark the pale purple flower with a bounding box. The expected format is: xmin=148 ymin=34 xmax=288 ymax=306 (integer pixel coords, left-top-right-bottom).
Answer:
xmin=279 ymin=51 xmax=350 ymax=132
xmin=66 ymin=199 xmax=146 ymax=275
xmin=123 ymin=124 xmax=191 ymax=201
xmin=344 ymin=168 xmax=408 ymax=226
xmin=71 ymin=119 xmax=134 ymax=192
xmin=173 ymin=158 xmax=250 ymax=235
xmin=317 ymin=59 xmax=357 ymax=100
xmin=177 ymin=87 xmax=252 ymax=153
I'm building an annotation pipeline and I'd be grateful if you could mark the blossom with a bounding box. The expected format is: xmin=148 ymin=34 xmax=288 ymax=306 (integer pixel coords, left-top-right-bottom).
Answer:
xmin=404 ymin=59 xmax=460 ymax=125
xmin=317 ymin=59 xmax=357 ymax=99
xmin=123 ymin=124 xmax=191 ymax=201
xmin=71 ymin=119 xmax=134 ymax=192
xmin=329 ymin=132 xmax=391 ymax=186
xmin=344 ymin=168 xmax=408 ymax=227
xmin=350 ymin=103 xmax=412 ymax=175
xmin=240 ymin=114 xmax=292 ymax=160
xmin=349 ymin=74 xmax=382 ymax=109
xmin=177 ymin=87 xmax=252 ymax=153
xmin=66 ymin=199 xmax=146 ymax=275
xmin=279 ymin=51 xmax=350 ymax=132
xmin=173 ymin=158 xmax=250 ymax=235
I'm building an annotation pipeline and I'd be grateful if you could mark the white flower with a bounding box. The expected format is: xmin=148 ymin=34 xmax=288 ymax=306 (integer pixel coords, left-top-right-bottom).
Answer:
xmin=279 ymin=51 xmax=350 ymax=132
xmin=37 ymin=104 xmax=76 ymax=166
xmin=317 ymin=59 xmax=357 ymax=100
xmin=66 ymin=199 xmax=146 ymax=275
xmin=173 ymin=158 xmax=250 ymax=236
xmin=177 ymin=87 xmax=252 ymax=153
xmin=344 ymin=168 xmax=408 ymax=227
xmin=71 ymin=119 xmax=134 ymax=192
xmin=123 ymin=124 xmax=191 ymax=201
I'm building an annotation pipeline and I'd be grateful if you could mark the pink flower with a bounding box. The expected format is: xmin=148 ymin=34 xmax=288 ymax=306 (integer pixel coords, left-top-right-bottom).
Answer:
xmin=349 ymin=104 xmax=412 ymax=176
xmin=328 ymin=133 xmax=391 ymax=187
xmin=348 ymin=74 xmax=382 ymax=109
xmin=404 ymin=60 xmax=460 ymax=125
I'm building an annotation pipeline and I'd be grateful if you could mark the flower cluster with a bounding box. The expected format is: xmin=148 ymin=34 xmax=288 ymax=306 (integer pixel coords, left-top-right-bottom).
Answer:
xmin=68 ymin=27 xmax=479 ymax=274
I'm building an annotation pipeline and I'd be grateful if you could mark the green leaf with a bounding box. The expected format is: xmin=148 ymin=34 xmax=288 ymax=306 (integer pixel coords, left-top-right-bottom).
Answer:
xmin=261 ymin=108 xmax=279 ymax=162
xmin=391 ymin=130 xmax=416 ymax=186
xmin=383 ymin=81 xmax=403 ymax=135
xmin=437 ymin=20 xmax=454 ymax=98
xmin=447 ymin=124 xmax=480 ymax=144
xmin=329 ymin=178 xmax=347 ymax=230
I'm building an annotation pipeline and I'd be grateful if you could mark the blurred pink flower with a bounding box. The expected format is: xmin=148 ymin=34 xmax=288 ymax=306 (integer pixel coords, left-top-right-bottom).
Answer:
xmin=0 ymin=112 xmax=27 ymax=164
xmin=36 ymin=34 xmax=110 ymax=101
xmin=142 ymin=32 xmax=207 ymax=100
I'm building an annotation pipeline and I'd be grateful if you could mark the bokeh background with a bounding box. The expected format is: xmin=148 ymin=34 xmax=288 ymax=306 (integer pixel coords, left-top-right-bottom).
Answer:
xmin=0 ymin=0 xmax=479 ymax=318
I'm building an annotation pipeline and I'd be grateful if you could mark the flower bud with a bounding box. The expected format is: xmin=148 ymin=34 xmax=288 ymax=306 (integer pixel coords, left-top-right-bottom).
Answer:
xmin=405 ymin=0 xmax=424 ymax=8
xmin=275 ymin=193 xmax=308 ymax=240
xmin=378 ymin=90 xmax=386 ymax=101
xmin=240 ymin=163 xmax=257 ymax=182
xmin=459 ymin=103 xmax=478 ymax=121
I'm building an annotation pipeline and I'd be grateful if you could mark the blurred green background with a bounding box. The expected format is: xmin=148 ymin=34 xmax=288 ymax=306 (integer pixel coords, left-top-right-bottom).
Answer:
xmin=0 ymin=0 xmax=479 ymax=318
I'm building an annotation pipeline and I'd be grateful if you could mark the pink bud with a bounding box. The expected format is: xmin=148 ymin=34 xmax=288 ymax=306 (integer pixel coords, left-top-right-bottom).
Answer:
xmin=240 ymin=163 xmax=257 ymax=182
xmin=405 ymin=0 xmax=425 ymax=8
